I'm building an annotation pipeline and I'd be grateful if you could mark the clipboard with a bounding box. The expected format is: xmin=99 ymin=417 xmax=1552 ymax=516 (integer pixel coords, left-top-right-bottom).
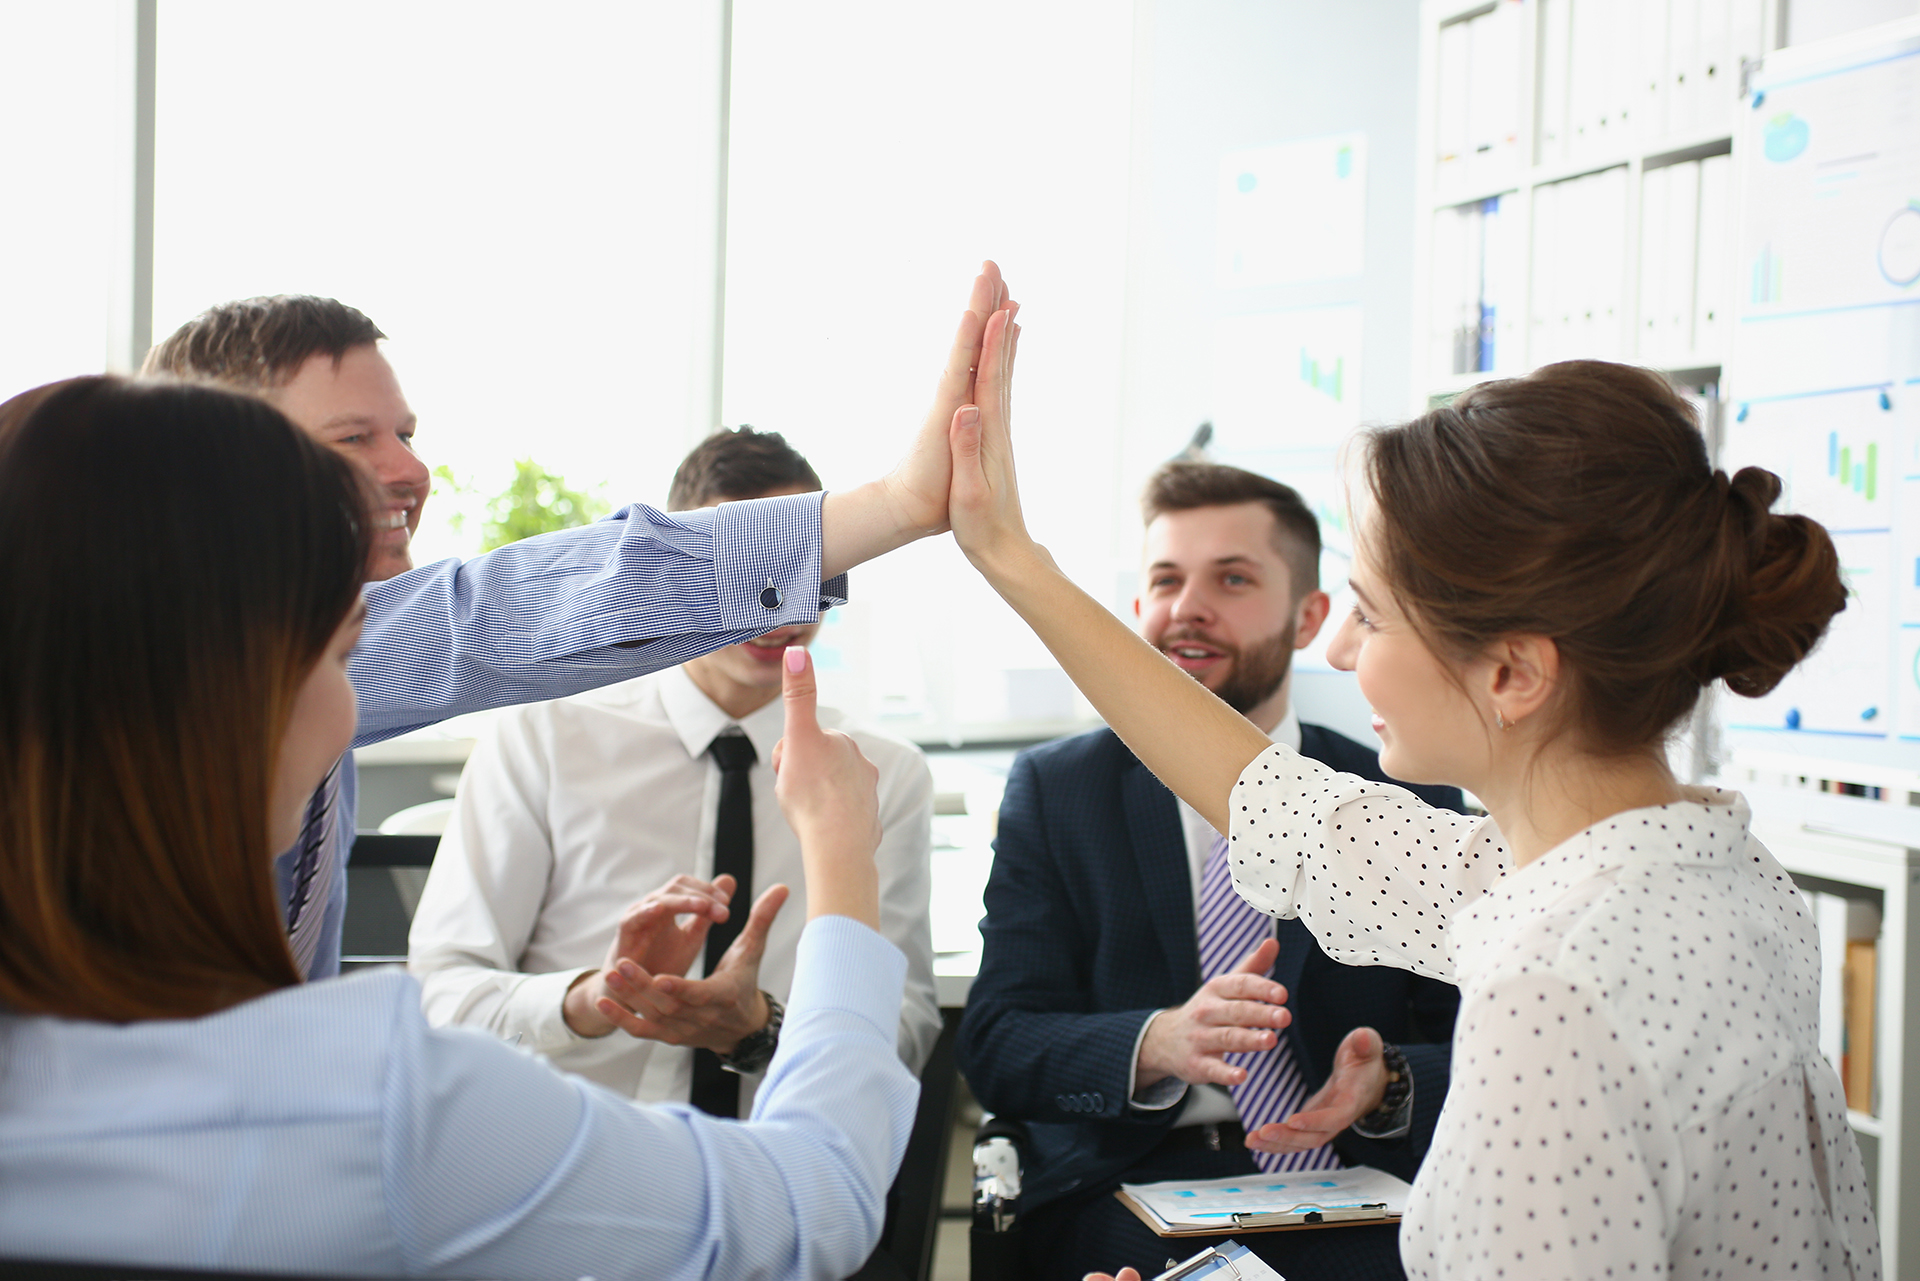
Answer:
xmin=1114 ymin=1166 xmax=1409 ymax=1238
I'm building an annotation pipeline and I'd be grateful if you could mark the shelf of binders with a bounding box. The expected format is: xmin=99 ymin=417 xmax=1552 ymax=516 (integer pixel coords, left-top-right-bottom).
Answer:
xmin=1420 ymin=0 xmax=1768 ymax=395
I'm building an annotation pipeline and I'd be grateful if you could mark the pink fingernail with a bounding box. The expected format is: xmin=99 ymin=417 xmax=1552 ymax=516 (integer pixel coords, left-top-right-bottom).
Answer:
xmin=958 ymin=406 xmax=980 ymax=428
xmin=785 ymin=646 xmax=806 ymax=673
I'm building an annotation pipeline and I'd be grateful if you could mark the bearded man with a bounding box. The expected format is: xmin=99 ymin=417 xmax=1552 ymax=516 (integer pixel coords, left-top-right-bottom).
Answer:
xmin=956 ymin=461 xmax=1466 ymax=1281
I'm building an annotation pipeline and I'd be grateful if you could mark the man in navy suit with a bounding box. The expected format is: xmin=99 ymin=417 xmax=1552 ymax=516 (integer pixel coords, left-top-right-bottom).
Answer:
xmin=958 ymin=462 xmax=1463 ymax=1281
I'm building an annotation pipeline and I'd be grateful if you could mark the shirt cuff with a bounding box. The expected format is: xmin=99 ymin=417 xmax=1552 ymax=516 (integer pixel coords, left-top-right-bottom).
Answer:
xmin=711 ymin=492 xmax=849 ymax=631
xmin=507 ymin=967 xmax=598 ymax=1055
xmin=1127 ymin=1010 xmax=1189 ymax=1111
xmin=787 ymin=915 xmax=907 ymax=1040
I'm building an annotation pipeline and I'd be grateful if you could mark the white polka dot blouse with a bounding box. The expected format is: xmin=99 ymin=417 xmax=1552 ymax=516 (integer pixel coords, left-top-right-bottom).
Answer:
xmin=1228 ymin=744 xmax=1881 ymax=1280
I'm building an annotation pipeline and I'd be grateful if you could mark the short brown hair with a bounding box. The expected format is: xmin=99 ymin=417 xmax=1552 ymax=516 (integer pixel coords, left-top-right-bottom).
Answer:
xmin=143 ymin=295 xmax=386 ymax=390
xmin=0 ymin=376 xmax=369 ymax=1020
xmin=668 ymin=426 xmax=822 ymax=511
xmin=1359 ymin=360 xmax=1846 ymax=756
xmin=1142 ymin=461 xmax=1321 ymax=598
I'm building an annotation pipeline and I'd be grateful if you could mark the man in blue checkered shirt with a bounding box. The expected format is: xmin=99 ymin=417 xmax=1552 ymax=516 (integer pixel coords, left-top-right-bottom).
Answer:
xmin=144 ymin=264 xmax=1010 ymax=978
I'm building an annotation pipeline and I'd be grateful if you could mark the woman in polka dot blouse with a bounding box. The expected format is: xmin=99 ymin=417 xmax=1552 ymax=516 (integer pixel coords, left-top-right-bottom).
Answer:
xmin=948 ymin=324 xmax=1878 ymax=1280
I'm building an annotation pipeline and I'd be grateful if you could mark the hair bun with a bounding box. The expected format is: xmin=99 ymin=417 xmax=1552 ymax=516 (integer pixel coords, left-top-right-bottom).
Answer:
xmin=1688 ymin=466 xmax=1848 ymax=697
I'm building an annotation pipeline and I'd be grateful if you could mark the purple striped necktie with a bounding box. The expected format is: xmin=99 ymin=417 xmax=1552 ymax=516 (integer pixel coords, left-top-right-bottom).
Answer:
xmin=283 ymin=761 xmax=342 ymax=978
xmin=1197 ymin=833 xmax=1341 ymax=1173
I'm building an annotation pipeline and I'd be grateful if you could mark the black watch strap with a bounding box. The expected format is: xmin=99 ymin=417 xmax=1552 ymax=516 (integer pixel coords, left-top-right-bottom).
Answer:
xmin=1351 ymin=1041 xmax=1413 ymax=1139
xmin=717 ymin=991 xmax=784 ymax=1076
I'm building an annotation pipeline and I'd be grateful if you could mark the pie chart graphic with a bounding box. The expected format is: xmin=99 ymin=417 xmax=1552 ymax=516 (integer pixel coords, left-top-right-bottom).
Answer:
xmin=1883 ymin=204 xmax=1920 ymax=288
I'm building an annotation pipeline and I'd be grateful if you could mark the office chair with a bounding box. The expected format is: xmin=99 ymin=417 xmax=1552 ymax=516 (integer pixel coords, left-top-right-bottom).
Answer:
xmin=969 ymin=1113 xmax=1032 ymax=1280
xmin=340 ymin=832 xmax=439 ymax=968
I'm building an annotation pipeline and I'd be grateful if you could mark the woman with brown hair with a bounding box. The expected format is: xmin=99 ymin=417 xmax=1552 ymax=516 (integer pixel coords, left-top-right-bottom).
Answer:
xmin=0 ymin=376 xmax=915 ymax=1279
xmin=947 ymin=314 xmax=1878 ymax=1279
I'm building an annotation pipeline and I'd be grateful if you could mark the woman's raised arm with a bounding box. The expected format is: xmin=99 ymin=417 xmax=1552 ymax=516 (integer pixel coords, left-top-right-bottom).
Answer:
xmin=945 ymin=310 xmax=1269 ymax=834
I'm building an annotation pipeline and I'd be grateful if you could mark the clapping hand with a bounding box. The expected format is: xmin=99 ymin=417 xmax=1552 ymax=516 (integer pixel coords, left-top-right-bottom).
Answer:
xmin=1246 ymin=1025 xmax=1390 ymax=1154
xmin=563 ymin=874 xmax=791 ymax=1055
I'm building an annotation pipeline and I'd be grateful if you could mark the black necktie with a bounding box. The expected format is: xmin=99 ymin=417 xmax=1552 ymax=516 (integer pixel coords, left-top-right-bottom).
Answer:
xmin=691 ymin=731 xmax=757 ymax=1117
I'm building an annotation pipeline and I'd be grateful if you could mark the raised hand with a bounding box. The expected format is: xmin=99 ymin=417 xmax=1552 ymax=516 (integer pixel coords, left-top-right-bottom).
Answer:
xmin=1246 ymin=1024 xmax=1390 ymax=1154
xmin=1135 ymin=937 xmax=1290 ymax=1091
xmin=820 ymin=263 xmax=1012 ymax=578
xmin=771 ymin=646 xmax=883 ymax=927
xmin=947 ymin=302 xmax=1031 ymax=573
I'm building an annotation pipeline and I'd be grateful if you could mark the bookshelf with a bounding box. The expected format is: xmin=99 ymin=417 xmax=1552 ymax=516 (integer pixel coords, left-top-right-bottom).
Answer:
xmin=1412 ymin=0 xmax=1779 ymax=408
xmin=1415 ymin=3 xmax=1919 ymax=1273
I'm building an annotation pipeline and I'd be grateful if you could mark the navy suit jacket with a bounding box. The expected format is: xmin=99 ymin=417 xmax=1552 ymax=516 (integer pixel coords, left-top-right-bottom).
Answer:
xmin=956 ymin=723 xmax=1464 ymax=1210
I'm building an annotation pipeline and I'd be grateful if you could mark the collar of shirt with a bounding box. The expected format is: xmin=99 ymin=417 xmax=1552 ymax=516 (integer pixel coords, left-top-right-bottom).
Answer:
xmin=657 ymin=664 xmax=787 ymax=765
xmin=1445 ymin=787 xmax=1753 ymax=988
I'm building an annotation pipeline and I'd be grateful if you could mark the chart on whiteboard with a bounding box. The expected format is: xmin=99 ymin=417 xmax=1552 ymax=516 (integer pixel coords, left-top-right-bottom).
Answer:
xmin=1723 ymin=390 xmax=1902 ymax=737
xmin=1210 ymin=306 xmax=1365 ymax=673
xmin=1725 ymin=27 xmax=1920 ymax=762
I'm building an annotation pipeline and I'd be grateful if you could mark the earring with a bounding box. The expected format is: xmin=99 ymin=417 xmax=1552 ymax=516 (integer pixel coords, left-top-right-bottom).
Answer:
xmin=1494 ymin=709 xmax=1508 ymax=730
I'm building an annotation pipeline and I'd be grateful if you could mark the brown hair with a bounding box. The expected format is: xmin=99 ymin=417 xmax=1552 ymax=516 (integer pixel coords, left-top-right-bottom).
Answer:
xmin=1359 ymin=360 xmax=1846 ymax=755
xmin=0 ymin=377 xmax=369 ymax=1019
xmin=1142 ymin=460 xmax=1321 ymax=598
xmin=143 ymin=295 xmax=386 ymax=390
xmin=668 ymin=426 xmax=822 ymax=511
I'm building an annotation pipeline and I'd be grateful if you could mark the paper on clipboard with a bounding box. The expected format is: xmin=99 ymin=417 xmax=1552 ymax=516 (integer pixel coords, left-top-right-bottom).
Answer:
xmin=1119 ymin=1166 xmax=1412 ymax=1236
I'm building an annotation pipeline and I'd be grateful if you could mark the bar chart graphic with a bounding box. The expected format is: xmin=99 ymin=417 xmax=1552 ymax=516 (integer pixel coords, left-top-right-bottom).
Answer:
xmin=1830 ymin=431 xmax=1880 ymax=501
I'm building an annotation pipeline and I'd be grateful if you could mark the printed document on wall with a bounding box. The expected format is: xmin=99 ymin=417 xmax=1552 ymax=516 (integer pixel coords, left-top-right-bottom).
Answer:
xmin=1217 ymin=133 xmax=1367 ymax=288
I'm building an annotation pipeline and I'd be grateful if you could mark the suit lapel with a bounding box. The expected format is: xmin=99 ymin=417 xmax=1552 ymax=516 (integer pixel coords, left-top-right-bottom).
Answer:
xmin=1119 ymin=753 xmax=1203 ymax=990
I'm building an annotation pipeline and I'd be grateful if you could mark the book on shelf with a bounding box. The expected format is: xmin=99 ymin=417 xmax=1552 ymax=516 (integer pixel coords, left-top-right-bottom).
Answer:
xmin=1805 ymin=890 xmax=1881 ymax=1115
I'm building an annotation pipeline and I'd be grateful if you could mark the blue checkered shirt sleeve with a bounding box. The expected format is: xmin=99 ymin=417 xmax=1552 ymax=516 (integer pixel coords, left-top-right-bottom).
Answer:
xmin=350 ymin=491 xmax=848 ymax=747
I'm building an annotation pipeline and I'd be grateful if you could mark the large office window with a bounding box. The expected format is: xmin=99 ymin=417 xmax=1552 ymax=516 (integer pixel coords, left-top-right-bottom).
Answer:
xmin=723 ymin=0 xmax=1135 ymax=733
xmin=0 ymin=3 xmax=124 ymax=397
xmin=151 ymin=1 xmax=727 ymax=566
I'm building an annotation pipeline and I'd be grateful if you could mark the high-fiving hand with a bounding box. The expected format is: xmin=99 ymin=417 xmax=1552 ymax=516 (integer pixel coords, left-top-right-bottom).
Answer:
xmin=946 ymin=295 xmax=1030 ymax=574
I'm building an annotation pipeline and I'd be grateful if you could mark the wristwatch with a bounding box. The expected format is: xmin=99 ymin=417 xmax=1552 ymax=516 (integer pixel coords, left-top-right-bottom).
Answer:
xmin=716 ymin=990 xmax=784 ymax=1075
xmin=1350 ymin=1041 xmax=1413 ymax=1139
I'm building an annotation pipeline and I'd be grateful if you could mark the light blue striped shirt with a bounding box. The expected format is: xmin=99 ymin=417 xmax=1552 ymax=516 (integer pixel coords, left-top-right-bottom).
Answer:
xmin=0 ymin=916 xmax=914 ymax=1280
xmin=277 ymin=492 xmax=849 ymax=978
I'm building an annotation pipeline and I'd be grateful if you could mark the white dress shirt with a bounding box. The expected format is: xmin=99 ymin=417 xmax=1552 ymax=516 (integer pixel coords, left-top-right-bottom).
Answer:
xmin=408 ymin=665 xmax=940 ymax=1112
xmin=1227 ymin=744 xmax=1881 ymax=1280
xmin=0 ymin=917 xmax=915 ymax=1281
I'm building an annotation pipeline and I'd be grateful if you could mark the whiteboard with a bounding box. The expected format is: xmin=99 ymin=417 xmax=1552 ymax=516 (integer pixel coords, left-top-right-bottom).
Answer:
xmin=1722 ymin=18 xmax=1920 ymax=777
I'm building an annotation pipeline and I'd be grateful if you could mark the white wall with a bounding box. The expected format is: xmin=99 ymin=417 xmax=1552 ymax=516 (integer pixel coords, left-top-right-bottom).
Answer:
xmin=1114 ymin=0 xmax=1423 ymax=745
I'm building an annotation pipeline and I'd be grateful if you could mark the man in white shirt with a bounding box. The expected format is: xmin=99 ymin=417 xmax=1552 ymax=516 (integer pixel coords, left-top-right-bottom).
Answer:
xmin=409 ymin=427 xmax=940 ymax=1114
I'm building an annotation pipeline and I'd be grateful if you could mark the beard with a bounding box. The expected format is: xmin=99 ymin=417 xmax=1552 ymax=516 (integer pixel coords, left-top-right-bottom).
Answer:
xmin=1164 ymin=622 xmax=1297 ymax=716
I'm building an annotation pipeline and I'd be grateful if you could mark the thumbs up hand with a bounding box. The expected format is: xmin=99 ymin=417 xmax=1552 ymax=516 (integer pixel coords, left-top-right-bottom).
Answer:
xmin=771 ymin=646 xmax=882 ymax=928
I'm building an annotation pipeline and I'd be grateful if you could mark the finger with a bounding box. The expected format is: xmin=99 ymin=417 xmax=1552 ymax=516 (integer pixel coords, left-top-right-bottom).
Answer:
xmin=652 ymin=974 xmax=726 ymax=1007
xmin=1281 ymin=1104 xmax=1358 ymax=1133
xmin=1230 ymin=935 xmax=1280 ymax=977
xmin=1198 ymin=971 xmax=1289 ymax=1009
xmin=627 ymin=894 xmax=730 ymax=924
xmin=1195 ymin=998 xmax=1288 ymax=1034
xmin=727 ymin=883 xmax=791 ymax=961
xmin=592 ymin=996 xmax=691 ymax=1045
xmin=780 ymin=645 xmax=821 ymax=742
xmin=610 ymin=960 xmax=684 ymax=1019
xmin=1337 ymin=1024 xmax=1382 ymax=1067
xmin=1245 ymin=1120 xmax=1335 ymax=1153
xmin=1198 ymin=1025 xmax=1278 ymax=1056
xmin=938 ymin=305 xmax=988 ymax=408
xmin=771 ymin=738 xmax=784 ymax=774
